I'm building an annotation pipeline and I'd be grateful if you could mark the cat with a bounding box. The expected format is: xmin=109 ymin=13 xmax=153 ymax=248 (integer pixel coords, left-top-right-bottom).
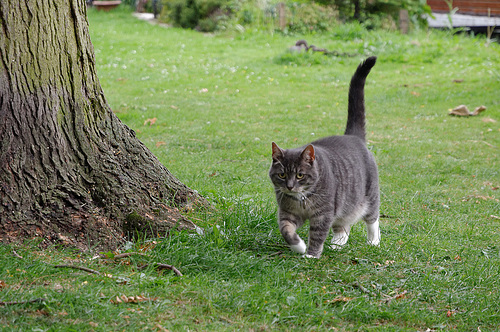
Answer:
xmin=269 ymin=56 xmax=380 ymax=258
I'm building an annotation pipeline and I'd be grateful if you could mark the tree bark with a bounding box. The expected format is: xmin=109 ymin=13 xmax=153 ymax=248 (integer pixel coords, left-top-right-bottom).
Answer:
xmin=0 ymin=0 xmax=203 ymax=250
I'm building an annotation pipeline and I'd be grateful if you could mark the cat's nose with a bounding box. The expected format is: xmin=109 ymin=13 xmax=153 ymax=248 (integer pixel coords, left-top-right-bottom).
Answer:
xmin=286 ymin=185 xmax=294 ymax=191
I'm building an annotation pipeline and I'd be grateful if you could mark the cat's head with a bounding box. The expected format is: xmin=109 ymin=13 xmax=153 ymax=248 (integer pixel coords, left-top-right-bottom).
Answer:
xmin=269 ymin=142 xmax=318 ymax=197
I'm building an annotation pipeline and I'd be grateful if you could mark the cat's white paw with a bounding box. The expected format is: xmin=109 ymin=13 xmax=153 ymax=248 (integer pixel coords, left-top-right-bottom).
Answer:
xmin=366 ymin=219 xmax=381 ymax=246
xmin=331 ymin=231 xmax=349 ymax=250
xmin=330 ymin=243 xmax=345 ymax=250
xmin=302 ymin=254 xmax=317 ymax=259
xmin=290 ymin=238 xmax=306 ymax=254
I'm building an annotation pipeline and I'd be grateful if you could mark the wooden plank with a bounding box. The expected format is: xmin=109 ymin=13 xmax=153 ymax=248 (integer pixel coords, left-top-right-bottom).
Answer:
xmin=427 ymin=0 xmax=500 ymax=16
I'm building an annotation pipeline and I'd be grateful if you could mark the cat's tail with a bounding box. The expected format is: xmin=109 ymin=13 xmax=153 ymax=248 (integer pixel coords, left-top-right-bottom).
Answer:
xmin=344 ymin=56 xmax=377 ymax=141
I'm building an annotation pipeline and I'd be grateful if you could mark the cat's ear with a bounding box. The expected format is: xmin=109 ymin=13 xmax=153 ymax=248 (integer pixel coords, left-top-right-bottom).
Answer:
xmin=271 ymin=142 xmax=284 ymax=161
xmin=301 ymin=145 xmax=315 ymax=165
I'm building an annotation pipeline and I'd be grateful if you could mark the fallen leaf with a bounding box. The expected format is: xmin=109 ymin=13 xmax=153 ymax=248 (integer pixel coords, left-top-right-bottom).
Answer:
xmin=449 ymin=105 xmax=470 ymax=116
xmin=0 ymin=280 xmax=6 ymax=289
xmin=155 ymin=323 xmax=170 ymax=332
xmin=144 ymin=118 xmax=157 ymax=126
xmin=449 ymin=105 xmax=487 ymax=116
xmin=155 ymin=141 xmax=166 ymax=147
xmin=481 ymin=117 xmax=496 ymax=123
xmin=325 ymin=296 xmax=353 ymax=304
xmin=410 ymin=91 xmax=420 ymax=97
xmin=471 ymin=105 xmax=486 ymax=116
xmin=111 ymin=294 xmax=158 ymax=304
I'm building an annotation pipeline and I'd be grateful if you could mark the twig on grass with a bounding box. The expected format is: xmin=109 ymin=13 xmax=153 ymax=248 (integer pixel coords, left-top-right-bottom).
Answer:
xmin=352 ymin=282 xmax=373 ymax=295
xmin=0 ymin=298 xmax=46 ymax=306
xmin=53 ymin=264 xmax=101 ymax=275
xmin=381 ymin=290 xmax=408 ymax=304
xmin=12 ymin=250 xmax=23 ymax=259
xmin=139 ymin=263 xmax=183 ymax=276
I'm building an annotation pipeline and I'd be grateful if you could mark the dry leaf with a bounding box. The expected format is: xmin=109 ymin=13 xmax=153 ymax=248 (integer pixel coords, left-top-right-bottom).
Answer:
xmin=325 ymin=296 xmax=353 ymax=304
xmin=449 ymin=105 xmax=470 ymax=116
xmin=144 ymin=118 xmax=157 ymax=126
xmin=410 ymin=91 xmax=420 ymax=97
xmin=471 ymin=105 xmax=486 ymax=116
xmin=155 ymin=324 xmax=170 ymax=332
xmin=482 ymin=117 xmax=496 ymax=123
xmin=449 ymin=105 xmax=487 ymax=117
xmin=111 ymin=294 xmax=158 ymax=304
xmin=0 ymin=280 xmax=6 ymax=289
xmin=155 ymin=141 xmax=166 ymax=147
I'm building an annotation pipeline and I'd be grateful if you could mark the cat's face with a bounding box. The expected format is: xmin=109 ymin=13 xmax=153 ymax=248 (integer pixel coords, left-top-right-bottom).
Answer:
xmin=269 ymin=142 xmax=318 ymax=198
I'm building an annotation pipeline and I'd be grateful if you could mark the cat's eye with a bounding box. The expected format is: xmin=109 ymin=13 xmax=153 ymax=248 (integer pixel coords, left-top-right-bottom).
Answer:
xmin=277 ymin=173 xmax=286 ymax=179
xmin=296 ymin=173 xmax=304 ymax=179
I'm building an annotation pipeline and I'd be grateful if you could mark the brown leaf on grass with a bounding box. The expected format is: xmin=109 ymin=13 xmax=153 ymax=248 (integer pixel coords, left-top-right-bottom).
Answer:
xmin=449 ymin=105 xmax=487 ymax=116
xmin=449 ymin=105 xmax=471 ymax=116
xmin=110 ymin=294 xmax=159 ymax=304
xmin=0 ymin=280 xmax=6 ymax=289
xmin=382 ymin=290 xmax=408 ymax=304
xmin=155 ymin=141 xmax=166 ymax=147
xmin=144 ymin=117 xmax=157 ymax=126
xmin=138 ymin=241 xmax=157 ymax=252
xmin=325 ymin=296 xmax=353 ymax=304
xmin=481 ymin=117 xmax=496 ymax=123
xmin=471 ymin=105 xmax=486 ymax=116
xmin=155 ymin=324 xmax=170 ymax=332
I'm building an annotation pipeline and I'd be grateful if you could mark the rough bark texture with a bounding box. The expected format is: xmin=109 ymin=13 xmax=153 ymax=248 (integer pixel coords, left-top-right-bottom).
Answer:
xmin=0 ymin=0 xmax=203 ymax=250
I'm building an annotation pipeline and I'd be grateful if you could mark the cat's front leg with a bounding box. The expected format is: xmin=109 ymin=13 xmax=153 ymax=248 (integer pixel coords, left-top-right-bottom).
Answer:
xmin=278 ymin=213 xmax=306 ymax=254
xmin=306 ymin=217 xmax=333 ymax=258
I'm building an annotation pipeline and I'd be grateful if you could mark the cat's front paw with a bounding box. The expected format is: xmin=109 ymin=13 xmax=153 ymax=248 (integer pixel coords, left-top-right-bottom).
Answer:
xmin=330 ymin=243 xmax=345 ymax=251
xmin=290 ymin=238 xmax=306 ymax=254
xmin=302 ymin=254 xmax=318 ymax=259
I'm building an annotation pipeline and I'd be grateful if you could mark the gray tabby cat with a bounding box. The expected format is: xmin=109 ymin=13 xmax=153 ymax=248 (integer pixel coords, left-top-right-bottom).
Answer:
xmin=269 ymin=56 xmax=380 ymax=258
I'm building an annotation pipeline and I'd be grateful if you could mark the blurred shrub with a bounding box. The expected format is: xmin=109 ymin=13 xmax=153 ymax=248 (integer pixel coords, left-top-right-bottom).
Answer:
xmin=159 ymin=0 xmax=430 ymax=33
xmin=162 ymin=0 xmax=231 ymax=32
xmin=285 ymin=2 xmax=339 ymax=34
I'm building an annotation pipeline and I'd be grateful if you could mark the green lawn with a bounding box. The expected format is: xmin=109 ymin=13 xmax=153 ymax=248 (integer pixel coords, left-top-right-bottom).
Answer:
xmin=1 ymin=8 xmax=499 ymax=331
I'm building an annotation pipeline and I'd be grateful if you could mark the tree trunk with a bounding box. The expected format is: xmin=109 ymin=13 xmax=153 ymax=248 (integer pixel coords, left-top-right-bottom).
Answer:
xmin=0 ymin=0 xmax=203 ymax=250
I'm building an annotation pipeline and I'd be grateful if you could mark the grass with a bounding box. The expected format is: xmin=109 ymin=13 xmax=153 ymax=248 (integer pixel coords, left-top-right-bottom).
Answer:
xmin=1 ymin=7 xmax=500 ymax=331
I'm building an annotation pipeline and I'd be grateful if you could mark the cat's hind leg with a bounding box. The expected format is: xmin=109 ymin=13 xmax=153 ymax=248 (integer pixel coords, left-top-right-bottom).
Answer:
xmin=330 ymin=224 xmax=351 ymax=250
xmin=365 ymin=218 xmax=380 ymax=246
